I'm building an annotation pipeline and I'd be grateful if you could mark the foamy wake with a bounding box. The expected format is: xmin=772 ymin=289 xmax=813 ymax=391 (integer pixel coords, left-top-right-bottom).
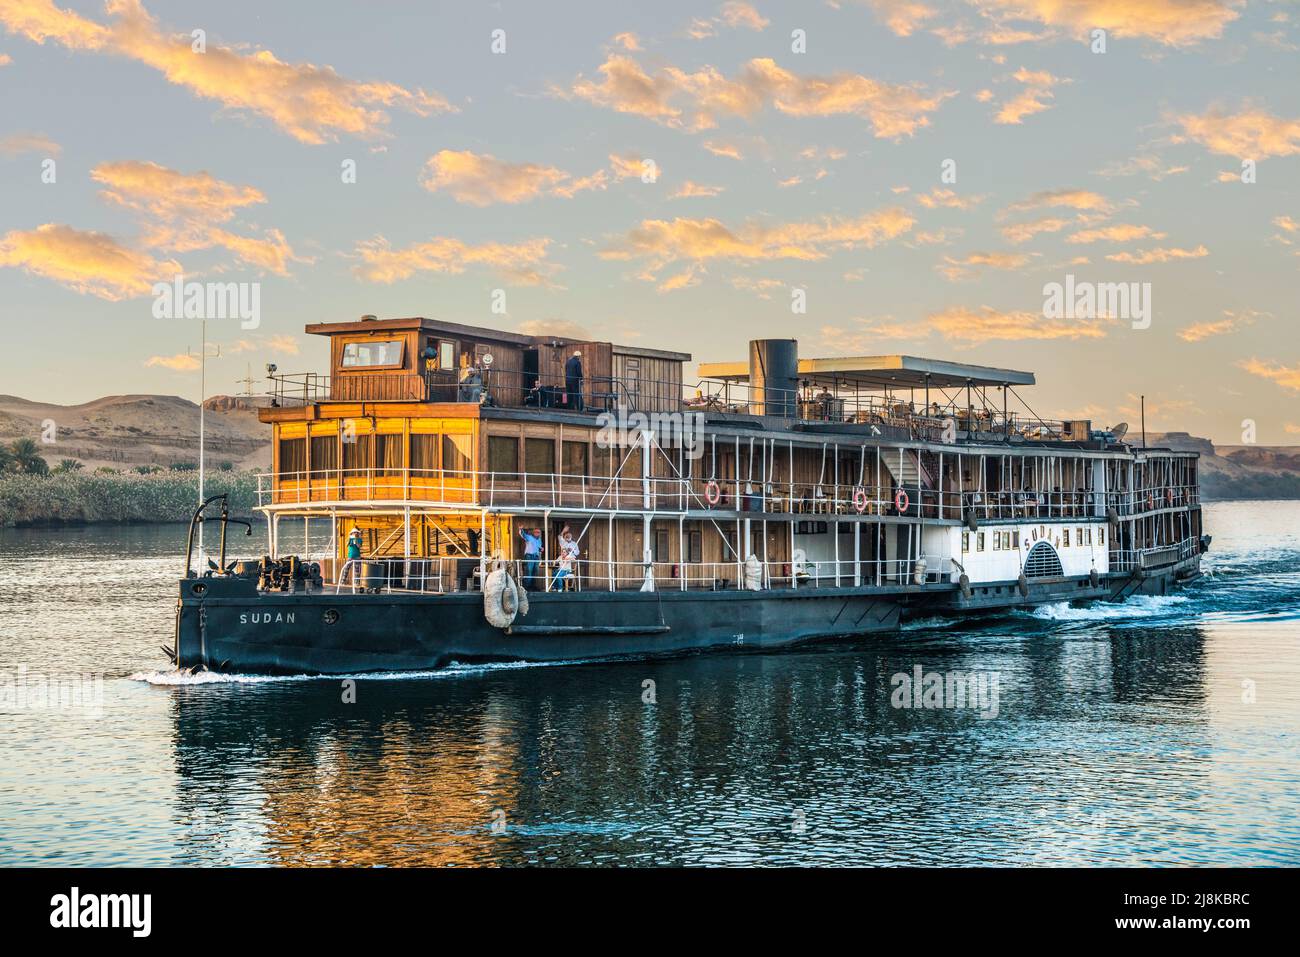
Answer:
xmin=129 ymin=658 xmax=585 ymax=686
xmin=1024 ymin=593 xmax=1189 ymax=622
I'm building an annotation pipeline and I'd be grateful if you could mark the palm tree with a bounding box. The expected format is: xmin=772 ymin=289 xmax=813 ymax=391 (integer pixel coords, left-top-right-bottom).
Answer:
xmin=54 ymin=458 xmax=84 ymax=473
xmin=0 ymin=444 xmax=13 ymax=473
xmin=9 ymin=439 xmax=50 ymax=476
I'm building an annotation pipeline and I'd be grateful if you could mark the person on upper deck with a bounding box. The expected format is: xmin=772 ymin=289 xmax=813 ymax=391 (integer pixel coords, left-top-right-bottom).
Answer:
xmin=565 ymin=350 xmax=584 ymax=412
xmin=519 ymin=526 xmax=542 ymax=590
xmin=458 ymin=357 xmax=483 ymax=403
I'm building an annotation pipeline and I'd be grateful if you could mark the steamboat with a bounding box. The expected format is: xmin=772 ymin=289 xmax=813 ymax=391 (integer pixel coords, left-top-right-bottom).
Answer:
xmin=174 ymin=315 xmax=1208 ymax=674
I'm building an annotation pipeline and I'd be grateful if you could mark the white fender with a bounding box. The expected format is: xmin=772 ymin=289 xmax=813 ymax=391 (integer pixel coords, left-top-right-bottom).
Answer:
xmin=743 ymin=553 xmax=763 ymax=591
xmin=483 ymin=564 xmax=519 ymax=628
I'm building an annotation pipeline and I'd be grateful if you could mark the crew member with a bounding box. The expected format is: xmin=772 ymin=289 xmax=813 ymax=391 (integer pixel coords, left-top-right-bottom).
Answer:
xmin=339 ymin=527 xmax=363 ymax=593
xmin=564 ymin=349 xmax=584 ymax=411
xmin=520 ymin=526 xmax=542 ymax=590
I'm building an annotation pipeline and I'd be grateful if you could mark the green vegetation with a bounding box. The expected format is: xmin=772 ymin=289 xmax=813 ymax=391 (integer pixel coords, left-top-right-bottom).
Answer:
xmin=0 ymin=469 xmax=260 ymax=527
xmin=1202 ymin=470 xmax=1300 ymax=501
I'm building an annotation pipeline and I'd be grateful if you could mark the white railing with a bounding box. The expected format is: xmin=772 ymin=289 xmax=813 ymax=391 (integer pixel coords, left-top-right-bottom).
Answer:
xmin=1109 ymin=536 xmax=1201 ymax=573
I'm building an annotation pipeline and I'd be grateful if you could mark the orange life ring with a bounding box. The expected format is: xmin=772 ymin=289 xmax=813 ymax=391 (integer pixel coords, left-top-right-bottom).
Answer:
xmin=895 ymin=488 xmax=910 ymax=513
xmin=852 ymin=487 xmax=868 ymax=513
xmin=704 ymin=479 xmax=722 ymax=506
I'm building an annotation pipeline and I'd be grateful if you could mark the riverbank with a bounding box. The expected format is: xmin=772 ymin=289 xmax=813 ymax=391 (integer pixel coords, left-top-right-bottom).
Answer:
xmin=0 ymin=471 xmax=259 ymax=527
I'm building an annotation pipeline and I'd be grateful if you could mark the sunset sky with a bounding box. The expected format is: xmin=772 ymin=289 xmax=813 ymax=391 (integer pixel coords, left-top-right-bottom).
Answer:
xmin=1 ymin=0 xmax=1297 ymax=444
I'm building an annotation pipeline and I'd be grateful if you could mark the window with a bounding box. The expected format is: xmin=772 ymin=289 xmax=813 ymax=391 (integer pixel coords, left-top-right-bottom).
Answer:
xmin=592 ymin=445 xmax=612 ymax=478
xmin=278 ymin=437 xmax=306 ymax=477
xmin=410 ymin=434 xmax=438 ymax=474
xmin=654 ymin=528 xmax=670 ymax=563
xmin=1012 ymin=530 xmax=1020 ymax=549
xmin=687 ymin=529 xmax=703 ymax=563
xmin=525 ymin=438 xmax=555 ymax=475
xmin=439 ymin=340 xmax=455 ymax=370
xmin=1098 ymin=527 xmax=1105 ymax=546
xmin=1002 ymin=532 xmax=1012 ymax=550
xmin=341 ymin=433 xmax=371 ymax=473
xmin=341 ymin=339 xmax=404 ymax=368
xmin=977 ymin=532 xmax=985 ymax=552
xmin=488 ymin=436 xmax=519 ymax=475
xmin=993 ymin=531 xmax=1001 ymax=551
xmin=962 ymin=531 xmax=970 ymax=552
xmin=442 ymin=434 xmax=471 ymax=475
xmin=309 ymin=434 xmax=336 ymax=479
xmin=1061 ymin=529 xmax=1070 ymax=547
xmin=1086 ymin=528 xmax=1093 ymax=545
xmin=562 ymin=440 xmax=588 ymax=478
xmin=375 ymin=433 xmax=403 ymax=475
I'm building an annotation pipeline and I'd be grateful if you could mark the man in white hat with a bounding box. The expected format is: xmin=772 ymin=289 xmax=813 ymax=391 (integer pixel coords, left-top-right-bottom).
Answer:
xmin=564 ymin=349 xmax=584 ymax=411
xmin=337 ymin=527 xmax=364 ymax=593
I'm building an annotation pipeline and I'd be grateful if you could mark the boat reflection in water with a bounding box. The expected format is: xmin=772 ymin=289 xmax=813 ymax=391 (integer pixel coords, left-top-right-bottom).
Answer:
xmin=167 ymin=613 xmax=1258 ymax=867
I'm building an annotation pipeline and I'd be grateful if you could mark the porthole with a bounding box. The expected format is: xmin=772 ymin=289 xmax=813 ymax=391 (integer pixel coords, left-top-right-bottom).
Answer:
xmin=322 ymin=609 xmax=340 ymax=625
xmin=190 ymin=582 xmax=207 ymax=597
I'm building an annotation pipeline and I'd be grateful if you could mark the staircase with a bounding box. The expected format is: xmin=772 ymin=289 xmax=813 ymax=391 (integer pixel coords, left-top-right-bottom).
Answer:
xmin=882 ymin=449 xmax=933 ymax=491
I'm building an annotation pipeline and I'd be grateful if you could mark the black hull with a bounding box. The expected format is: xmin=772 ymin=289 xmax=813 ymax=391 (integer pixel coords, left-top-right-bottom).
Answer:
xmin=175 ymin=577 xmax=905 ymax=675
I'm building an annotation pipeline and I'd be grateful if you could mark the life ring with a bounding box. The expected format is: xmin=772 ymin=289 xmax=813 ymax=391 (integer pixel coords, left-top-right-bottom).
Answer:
xmin=852 ymin=487 xmax=868 ymax=513
xmin=894 ymin=488 xmax=910 ymax=513
xmin=704 ymin=479 xmax=722 ymax=506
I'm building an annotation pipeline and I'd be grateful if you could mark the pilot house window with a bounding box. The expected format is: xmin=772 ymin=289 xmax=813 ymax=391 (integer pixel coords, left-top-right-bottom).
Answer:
xmin=278 ymin=437 xmax=305 ymax=477
xmin=341 ymin=339 xmax=404 ymax=368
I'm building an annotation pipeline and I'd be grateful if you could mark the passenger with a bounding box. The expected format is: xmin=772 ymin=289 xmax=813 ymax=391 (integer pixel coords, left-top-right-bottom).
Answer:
xmin=520 ymin=526 xmax=542 ymax=590
xmin=565 ymin=350 xmax=584 ymax=411
xmin=552 ymin=530 xmax=580 ymax=591
xmin=338 ymin=528 xmax=363 ymax=593
xmin=458 ymin=360 xmax=483 ymax=403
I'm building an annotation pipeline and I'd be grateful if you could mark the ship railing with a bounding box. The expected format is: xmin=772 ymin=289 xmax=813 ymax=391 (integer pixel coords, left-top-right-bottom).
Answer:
xmin=1108 ymin=536 xmax=1201 ymax=573
xmin=313 ymin=556 xmax=956 ymax=594
xmin=1104 ymin=484 xmax=1200 ymax=516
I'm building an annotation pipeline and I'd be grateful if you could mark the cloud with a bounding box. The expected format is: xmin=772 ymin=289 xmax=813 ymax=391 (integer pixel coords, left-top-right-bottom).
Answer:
xmin=353 ymin=234 xmax=560 ymax=288
xmin=1238 ymin=358 xmax=1300 ymax=392
xmin=0 ymin=0 xmax=454 ymax=144
xmin=1066 ymin=224 xmax=1166 ymax=244
xmin=703 ymin=140 xmax=744 ymax=159
xmin=862 ymin=1 xmax=936 ymax=37
xmin=419 ymin=149 xmax=609 ymax=205
xmin=671 ymin=180 xmax=725 ymax=198
xmin=600 ymin=207 xmax=915 ymax=282
xmin=819 ymin=316 xmax=926 ymax=351
xmin=994 ymin=66 xmax=1067 ymax=125
xmin=145 ymin=352 xmax=201 ymax=372
xmin=1001 ymin=216 xmax=1071 ymax=244
xmin=564 ymin=53 xmax=952 ymax=139
xmin=609 ymin=153 xmax=657 ymax=181
xmin=1105 ymin=245 xmax=1208 ymax=264
xmin=0 ymin=132 xmax=60 ymax=156
xmin=972 ymin=0 xmax=1244 ymax=48
xmin=1178 ymin=308 xmax=1265 ymax=342
xmin=611 ymin=32 xmax=640 ymax=51
xmin=937 ymin=250 xmax=1034 ymax=280
xmin=915 ymin=187 xmax=986 ymax=210
xmin=1274 ymin=215 xmax=1298 ymax=234
xmin=1002 ymin=188 xmax=1113 ymax=217
xmin=516 ymin=319 xmax=594 ymax=339
xmin=1095 ymin=152 xmax=1190 ymax=180
xmin=928 ymin=305 xmax=1111 ymax=342
xmin=0 ymin=222 xmax=178 ymax=300
xmin=1175 ymin=104 xmax=1300 ymax=159
xmin=719 ymin=2 xmax=769 ymax=30
xmin=90 ymin=160 xmax=300 ymax=274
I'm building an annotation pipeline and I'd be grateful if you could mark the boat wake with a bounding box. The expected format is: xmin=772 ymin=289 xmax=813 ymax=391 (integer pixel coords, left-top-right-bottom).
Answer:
xmin=128 ymin=658 xmax=589 ymax=686
xmin=1023 ymin=593 xmax=1190 ymax=623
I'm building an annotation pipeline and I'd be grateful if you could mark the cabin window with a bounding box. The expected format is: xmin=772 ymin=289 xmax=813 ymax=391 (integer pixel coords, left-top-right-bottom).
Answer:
xmin=977 ymin=532 xmax=985 ymax=552
xmin=341 ymin=339 xmax=405 ymax=368
xmin=525 ymin=438 xmax=555 ymax=475
xmin=341 ymin=434 xmax=372 ymax=474
xmin=439 ymin=341 xmax=455 ymax=369
xmin=410 ymin=434 xmax=438 ymax=474
xmin=309 ymin=435 xmax=337 ymax=479
xmin=962 ymin=531 xmax=970 ymax=552
xmin=687 ymin=529 xmax=703 ymax=563
xmin=992 ymin=532 xmax=1001 ymax=551
xmin=278 ymin=437 xmax=306 ymax=478
xmin=488 ymin=436 xmax=519 ymax=475
xmin=1012 ymin=530 xmax=1020 ymax=549
xmin=442 ymin=434 xmax=472 ymax=476
xmin=1098 ymin=527 xmax=1105 ymax=546
xmin=1077 ymin=528 xmax=1085 ymax=546
xmin=562 ymin=441 xmax=588 ymax=478
xmin=1061 ymin=530 xmax=1070 ymax=547
xmin=1086 ymin=528 xmax=1093 ymax=545
xmin=592 ymin=445 xmax=612 ymax=477
xmin=375 ymin=433 xmax=403 ymax=475
xmin=654 ymin=528 xmax=670 ymax=563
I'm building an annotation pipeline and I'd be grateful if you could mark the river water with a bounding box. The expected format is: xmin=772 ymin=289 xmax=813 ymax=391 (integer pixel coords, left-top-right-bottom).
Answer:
xmin=1 ymin=501 xmax=1296 ymax=866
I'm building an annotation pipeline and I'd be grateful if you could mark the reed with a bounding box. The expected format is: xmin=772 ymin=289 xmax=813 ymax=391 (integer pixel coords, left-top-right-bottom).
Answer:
xmin=0 ymin=470 xmax=260 ymax=527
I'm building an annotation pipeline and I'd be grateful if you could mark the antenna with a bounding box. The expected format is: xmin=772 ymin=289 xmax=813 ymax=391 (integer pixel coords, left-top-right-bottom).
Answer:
xmin=236 ymin=362 xmax=257 ymax=397
xmin=188 ymin=321 xmax=221 ymax=561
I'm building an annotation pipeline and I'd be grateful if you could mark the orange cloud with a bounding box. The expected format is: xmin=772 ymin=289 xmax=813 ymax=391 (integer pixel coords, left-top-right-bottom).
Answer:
xmin=1178 ymin=309 xmax=1264 ymax=342
xmin=974 ymin=0 xmax=1243 ymax=48
xmin=719 ymin=2 xmax=769 ymax=30
xmin=937 ymin=250 xmax=1034 ymax=280
xmin=0 ymin=131 xmax=61 ymax=156
xmin=1001 ymin=216 xmax=1071 ymax=244
xmin=1002 ymin=188 xmax=1113 ymax=217
xmin=600 ymin=208 xmax=915 ymax=281
xmin=1105 ymin=245 xmax=1208 ymax=264
xmin=703 ymin=140 xmax=744 ymax=160
xmin=0 ymin=0 xmax=454 ymax=143
xmin=915 ymin=187 xmax=986 ymax=210
xmin=565 ymin=54 xmax=952 ymax=139
xmin=90 ymin=160 xmax=300 ymax=274
xmin=0 ymin=223 xmax=178 ymax=300
xmin=1238 ymin=358 xmax=1300 ymax=392
xmin=353 ymin=235 xmax=560 ymax=288
xmin=1066 ymin=224 xmax=1167 ymax=244
xmin=671 ymin=181 xmax=725 ymax=198
xmin=1175 ymin=104 xmax=1300 ymax=159
xmin=145 ymin=352 xmax=201 ymax=372
xmin=863 ymin=1 xmax=936 ymax=37
xmin=929 ymin=305 xmax=1111 ymax=342
xmin=994 ymin=66 xmax=1067 ymax=125
xmin=419 ymin=150 xmax=608 ymax=205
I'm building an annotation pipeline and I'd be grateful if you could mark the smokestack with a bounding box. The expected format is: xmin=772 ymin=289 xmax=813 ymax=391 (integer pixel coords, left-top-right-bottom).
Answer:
xmin=748 ymin=339 xmax=798 ymax=417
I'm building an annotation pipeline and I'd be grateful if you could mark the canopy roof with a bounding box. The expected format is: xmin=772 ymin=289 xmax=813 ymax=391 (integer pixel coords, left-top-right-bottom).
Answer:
xmin=696 ymin=354 xmax=1035 ymax=390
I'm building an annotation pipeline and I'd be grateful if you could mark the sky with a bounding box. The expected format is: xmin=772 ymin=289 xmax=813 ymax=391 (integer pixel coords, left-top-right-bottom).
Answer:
xmin=0 ymin=0 xmax=1297 ymax=444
